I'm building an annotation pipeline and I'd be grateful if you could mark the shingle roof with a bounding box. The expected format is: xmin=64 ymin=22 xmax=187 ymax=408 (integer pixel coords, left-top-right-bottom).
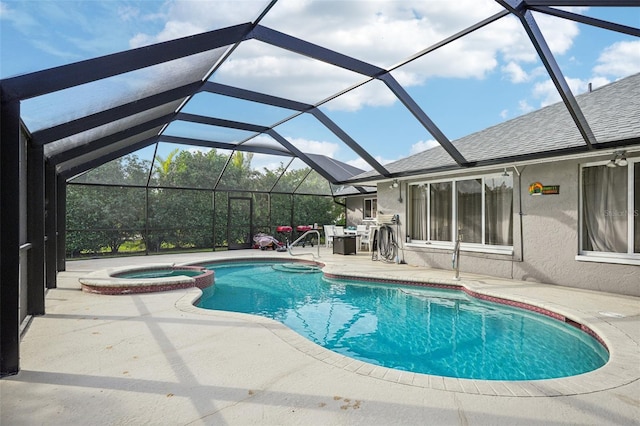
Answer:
xmin=353 ymin=72 xmax=640 ymax=181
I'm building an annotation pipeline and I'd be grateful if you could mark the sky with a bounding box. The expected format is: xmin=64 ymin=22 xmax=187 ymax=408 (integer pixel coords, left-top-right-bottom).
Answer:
xmin=1 ymin=0 xmax=639 ymax=173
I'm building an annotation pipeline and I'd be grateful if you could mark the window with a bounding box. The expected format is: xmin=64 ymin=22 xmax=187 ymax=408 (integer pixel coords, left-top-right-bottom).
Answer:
xmin=409 ymin=174 xmax=513 ymax=250
xmin=364 ymin=198 xmax=377 ymax=220
xmin=580 ymin=160 xmax=639 ymax=262
xmin=430 ymin=182 xmax=452 ymax=241
xmin=410 ymin=185 xmax=427 ymax=240
xmin=485 ymin=176 xmax=514 ymax=246
xmin=457 ymin=179 xmax=482 ymax=243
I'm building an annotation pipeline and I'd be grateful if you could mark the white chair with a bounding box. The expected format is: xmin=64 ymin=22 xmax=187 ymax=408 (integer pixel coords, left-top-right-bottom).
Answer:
xmin=357 ymin=224 xmax=370 ymax=251
xmin=334 ymin=226 xmax=344 ymax=237
xmin=323 ymin=225 xmax=335 ymax=247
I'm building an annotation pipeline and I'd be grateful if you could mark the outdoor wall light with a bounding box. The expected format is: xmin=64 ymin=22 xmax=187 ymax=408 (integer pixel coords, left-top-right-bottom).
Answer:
xmin=390 ymin=179 xmax=399 ymax=189
xmin=502 ymin=167 xmax=509 ymax=177
xmin=608 ymin=151 xmax=628 ymax=168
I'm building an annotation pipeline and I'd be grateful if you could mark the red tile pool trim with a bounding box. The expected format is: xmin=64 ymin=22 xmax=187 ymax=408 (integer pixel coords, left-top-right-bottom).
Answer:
xmin=323 ymin=273 xmax=609 ymax=351
xmin=82 ymin=281 xmax=200 ymax=295
xmin=82 ymin=266 xmax=214 ymax=295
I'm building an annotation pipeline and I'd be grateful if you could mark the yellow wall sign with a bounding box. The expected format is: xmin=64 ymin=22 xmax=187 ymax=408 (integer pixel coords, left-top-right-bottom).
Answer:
xmin=529 ymin=182 xmax=560 ymax=195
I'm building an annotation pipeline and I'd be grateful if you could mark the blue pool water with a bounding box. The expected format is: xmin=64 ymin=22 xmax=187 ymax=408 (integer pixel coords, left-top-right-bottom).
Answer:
xmin=197 ymin=262 xmax=609 ymax=380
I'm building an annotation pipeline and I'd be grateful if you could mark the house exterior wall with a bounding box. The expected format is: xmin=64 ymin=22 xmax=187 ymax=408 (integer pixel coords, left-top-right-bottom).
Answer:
xmin=373 ymin=155 xmax=639 ymax=297
xmin=345 ymin=195 xmax=364 ymax=226
xmin=346 ymin=194 xmax=375 ymax=226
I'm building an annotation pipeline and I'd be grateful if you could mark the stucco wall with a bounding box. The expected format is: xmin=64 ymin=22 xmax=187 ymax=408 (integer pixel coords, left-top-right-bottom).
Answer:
xmin=346 ymin=194 xmax=376 ymax=226
xmin=372 ymin=157 xmax=639 ymax=297
xmin=513 ymin=160 xmax=639 ymax=295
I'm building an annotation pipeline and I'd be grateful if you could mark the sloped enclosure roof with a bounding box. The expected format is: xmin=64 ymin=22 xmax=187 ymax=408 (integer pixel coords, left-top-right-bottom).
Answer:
xmin=1 ymin=0 xmax=639 ymax=195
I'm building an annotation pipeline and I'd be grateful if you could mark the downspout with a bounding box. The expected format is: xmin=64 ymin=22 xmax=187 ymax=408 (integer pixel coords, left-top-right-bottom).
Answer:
xmin=513 ymin=165 xmax=525 ymax=280
xmin=514 ymin=165 xmax=524 ymax=262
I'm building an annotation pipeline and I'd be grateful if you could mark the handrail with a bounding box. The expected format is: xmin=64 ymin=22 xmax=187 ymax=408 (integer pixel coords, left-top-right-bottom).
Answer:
xmin=288 ymin=230 xmax=320 ymax=259
xmin=452 ymin=232 xmax=462 ymax=280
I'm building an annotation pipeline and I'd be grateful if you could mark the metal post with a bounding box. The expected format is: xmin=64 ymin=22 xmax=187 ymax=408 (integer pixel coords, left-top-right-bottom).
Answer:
xmin=211 ymin=190 xmax=215 ymax=251
xmin=44 ymin=162 xmax=57 ymax=289
xmin=27 ymin=142 xmax=45 ymax=315
xmin=56 ymin=175 xmax=66 ymax=271
xmin=1 ymin=93 xmax=21 ymax=376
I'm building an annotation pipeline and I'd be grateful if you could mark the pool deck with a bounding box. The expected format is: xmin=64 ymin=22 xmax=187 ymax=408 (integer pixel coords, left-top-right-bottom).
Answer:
xmin=2 ymin=248 xmax=639 ymax=425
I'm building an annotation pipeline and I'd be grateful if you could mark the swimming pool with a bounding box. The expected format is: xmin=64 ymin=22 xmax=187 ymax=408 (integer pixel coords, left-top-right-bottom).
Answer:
xmin=197 ymin=261 xmax=609 ymax=381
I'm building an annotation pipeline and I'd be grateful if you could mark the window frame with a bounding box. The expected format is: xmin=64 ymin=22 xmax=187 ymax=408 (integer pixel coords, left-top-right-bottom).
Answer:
xmin=363 ymin=197 xmax=377 ymax=220
xmin=408 ymin=173 xmax=514 ymax=255
xmin=577 ymin=158 xmax=640 ymax=266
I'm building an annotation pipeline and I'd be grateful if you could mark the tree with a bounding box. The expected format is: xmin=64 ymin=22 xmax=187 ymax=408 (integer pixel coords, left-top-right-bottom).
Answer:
xmin=66 ymin=147 xmax=346 ymax=255
xmin=66 ymin=154 xmax=148 ymax=256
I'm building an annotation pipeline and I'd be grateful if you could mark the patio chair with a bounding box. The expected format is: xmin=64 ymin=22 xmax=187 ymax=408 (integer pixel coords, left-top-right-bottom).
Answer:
xmin=357 ymin=224 xmax=370 ymax=251
xmin=323 ymin=225 xmax=335 ymax=247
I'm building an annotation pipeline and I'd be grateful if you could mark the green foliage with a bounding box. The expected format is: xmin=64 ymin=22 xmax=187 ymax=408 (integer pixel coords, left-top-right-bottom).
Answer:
xmin=66 ymin=154 xmax=149 ymax=256
xmin=66 ymin=148 xmax=346 ymax=256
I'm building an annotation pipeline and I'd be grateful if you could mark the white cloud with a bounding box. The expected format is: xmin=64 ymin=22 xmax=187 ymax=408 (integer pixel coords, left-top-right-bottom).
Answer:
xmin=502 ymin=61 xmax=529 ymax=83
xmin=346 ymin=157 xmax=374 ymax=171
xmin=534 ymin=9 xmax=582 ymax=55
xmin=213 ymin=42 xmax=367 ymax=106
xmin=593 ymin=40 xmax=640 ymax=79
xmin=250 ymin=152 xmax=288 ymax=172
xmin=0 ymin=2 xmax=39 ymax=33
xmin=410 ymin=139 xmax=438 ymax=155
xmin=131 ymin=0 xmax=562 ymax=110
xmin=117 ymin=5 xmax=140 ymax=22
xmin=126 ymin=1 xmax=635 ymax=124
xmin=131 ymin=1 xmax=267 ymax=46
xmin=500 ymin=109 xmax=508 ymax=119
xmin=287 ymin=137 xmax=340 ymax=157
xmin=324 ymin=79 xmax=398 ymax=112
xmin=347 ymin=154 xmax=398 ymax=171
xmin=518 ymin=99 xmax=534 ymax=114
xmin=531 ymin=75 xmax=613 ymax=107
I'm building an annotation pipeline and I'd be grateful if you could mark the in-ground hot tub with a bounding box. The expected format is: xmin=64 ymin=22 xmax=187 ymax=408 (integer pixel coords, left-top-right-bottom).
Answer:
xmin=79 ymin=264 xmax=214 ymax=295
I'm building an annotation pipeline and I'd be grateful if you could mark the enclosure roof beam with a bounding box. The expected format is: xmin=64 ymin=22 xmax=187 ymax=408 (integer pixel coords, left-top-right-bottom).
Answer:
xmin=308 ymin=109 xmax=391 ymax=177
xmin=200 ymin=81 xmax=313 ymax=112
xmin=497 ymin=0 xmax=597 ymax=148
xmin=523 ymin=1 xmax=639 ymax=5
xmin=48 ymin=113 xmax=174 ymax=165
xmin=378 ymin=74 xmax=469 ymax=166
xmin=200 ymin=82 xmax=389 ymax=176
xmin=249 ymin=24 xmax=468 ymax=167
xmin=59 ymin=136 xmax=158 ymax=179
xmin=1 ymin=23 xmax=252 ymax=101
xmin=249 ymin=25 xmax=386 ymax=78
xmin=529 ymin=5 xmax=640 ymax=36
xmin=176 ymin=112 xmax=270 ymax=133
xmin=342 ymin=135 xmax=640 ymax=186
xmin=159 ymin=135 xmax=293 ymax=157
xmin=267 ymin=129 xmax=340 ymax=183
xmin=32 ymin=82 xmax=201 ymax=146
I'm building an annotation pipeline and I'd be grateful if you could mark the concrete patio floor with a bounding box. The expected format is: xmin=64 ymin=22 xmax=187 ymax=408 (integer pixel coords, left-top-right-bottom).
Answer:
xmin=2 ymin=248 xmax=639 ymax=425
